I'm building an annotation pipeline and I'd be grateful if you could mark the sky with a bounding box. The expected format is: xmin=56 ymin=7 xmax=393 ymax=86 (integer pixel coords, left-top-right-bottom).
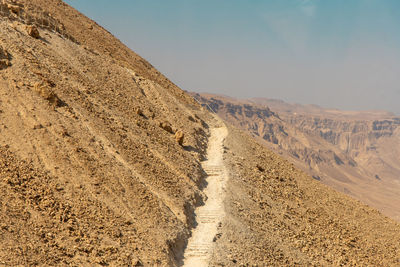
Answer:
xmin=65 ymin=0 xmax=400 ymax=114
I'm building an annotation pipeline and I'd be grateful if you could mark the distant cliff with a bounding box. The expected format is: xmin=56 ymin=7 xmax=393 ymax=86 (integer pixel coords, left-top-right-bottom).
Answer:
xmin=195 ymin=93 xmax=400 ymax=221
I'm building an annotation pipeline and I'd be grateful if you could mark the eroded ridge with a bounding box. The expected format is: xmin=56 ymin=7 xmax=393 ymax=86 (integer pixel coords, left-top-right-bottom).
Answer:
xmin=183 ymin=119 xmax=228 ymax=267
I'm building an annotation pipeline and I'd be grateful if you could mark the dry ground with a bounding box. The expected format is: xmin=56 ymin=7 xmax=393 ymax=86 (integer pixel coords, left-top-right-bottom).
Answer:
xmin=210 ymin=124 xmax=400 ymax=266
xmin=0 ymin=1 xmax=399 ymax=266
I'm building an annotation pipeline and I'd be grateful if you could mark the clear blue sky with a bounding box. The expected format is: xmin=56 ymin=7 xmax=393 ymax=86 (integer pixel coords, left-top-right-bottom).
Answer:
xmin=65 ymin=0 xmax=400 ymax=114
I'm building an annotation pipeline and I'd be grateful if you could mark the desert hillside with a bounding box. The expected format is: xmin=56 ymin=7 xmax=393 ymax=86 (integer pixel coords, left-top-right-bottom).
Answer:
xmin=212 ymin=124 xmax=400 ymax=266
xmin=195 ymin=93 xmax=400 ymax=221
xmin=0 ymin=1 xmax=399 ymax=266
xmin=0 ymin=0 xmax=212 ymax=265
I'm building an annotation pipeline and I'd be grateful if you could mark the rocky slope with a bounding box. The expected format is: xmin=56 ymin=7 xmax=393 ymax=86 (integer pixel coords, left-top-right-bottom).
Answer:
xmin=0 ymin=0 xmax=399 ymax=266
xmin=212 ymin=124 xmax=400 ymax=266
xmin=0 ymin=1 xmax=213 ymax=265
xmin=195 ymin=93 xmax=400 ymax=221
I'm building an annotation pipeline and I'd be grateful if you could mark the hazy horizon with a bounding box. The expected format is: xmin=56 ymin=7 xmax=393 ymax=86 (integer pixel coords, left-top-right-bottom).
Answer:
xmin=65 ymin=0 xmax=400 ymax=114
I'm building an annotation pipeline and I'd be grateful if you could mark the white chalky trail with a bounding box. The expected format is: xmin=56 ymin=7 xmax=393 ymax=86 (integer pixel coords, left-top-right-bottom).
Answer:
xmin=183 ymin=119 xmax=228 ymax=267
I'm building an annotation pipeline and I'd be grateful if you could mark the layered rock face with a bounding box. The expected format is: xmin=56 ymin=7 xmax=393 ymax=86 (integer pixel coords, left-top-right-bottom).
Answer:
xmin=286 ymin=116 xmax=400 ymax=155
xmin=196 ymin=93 xmax=400 ymax=221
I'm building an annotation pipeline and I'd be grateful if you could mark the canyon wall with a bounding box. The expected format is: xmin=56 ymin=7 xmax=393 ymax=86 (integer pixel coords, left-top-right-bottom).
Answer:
xmin=196 ymin=93 xmax=400 ymax=221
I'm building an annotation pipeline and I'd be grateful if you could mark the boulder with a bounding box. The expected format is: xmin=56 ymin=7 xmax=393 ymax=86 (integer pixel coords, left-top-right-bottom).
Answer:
xmin=26 ymin=25 xmax=40 ymax=39
xmin=33 ymin=82 xmax=60 ymax=107
xmin=175 ymin=130 xmax=184 ymax=146
xmin=159 ymin=122 xmax=173 ymax=134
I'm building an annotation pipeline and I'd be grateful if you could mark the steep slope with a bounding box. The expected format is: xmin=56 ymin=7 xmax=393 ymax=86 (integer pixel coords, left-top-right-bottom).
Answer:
xmin=211 ymin=125 xmax=400 ymax=266
xmin=18 ymin=0 xmax=188 ymax=102
xmin=195 ymin=93 xmax=400 ymax=221
xmin=0 ymin=1 xmax=211 ymax=265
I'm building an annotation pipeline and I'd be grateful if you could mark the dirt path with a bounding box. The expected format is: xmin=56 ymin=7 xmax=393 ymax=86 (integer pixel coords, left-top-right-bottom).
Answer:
xmin=182 ymin=118 xmax=229 ymax=266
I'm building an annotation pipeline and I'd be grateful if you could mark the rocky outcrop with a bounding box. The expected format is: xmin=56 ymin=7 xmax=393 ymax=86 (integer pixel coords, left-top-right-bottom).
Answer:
xmin=198 ymin=95 xmax=276 ymax=119
xmin=286 ymin=116 xmax=400 ymax=156
xmin=0 ymin=0 xmax=75 ymax=42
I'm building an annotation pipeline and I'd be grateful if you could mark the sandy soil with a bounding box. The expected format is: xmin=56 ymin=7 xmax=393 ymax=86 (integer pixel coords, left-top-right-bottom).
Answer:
xmin=183 ymin=117 xmax=228 ymax=266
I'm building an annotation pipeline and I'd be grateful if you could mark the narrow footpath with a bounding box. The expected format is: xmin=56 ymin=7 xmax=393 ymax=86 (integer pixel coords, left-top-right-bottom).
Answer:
xmin=182 ymin=118 xmax=229 ymax=267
